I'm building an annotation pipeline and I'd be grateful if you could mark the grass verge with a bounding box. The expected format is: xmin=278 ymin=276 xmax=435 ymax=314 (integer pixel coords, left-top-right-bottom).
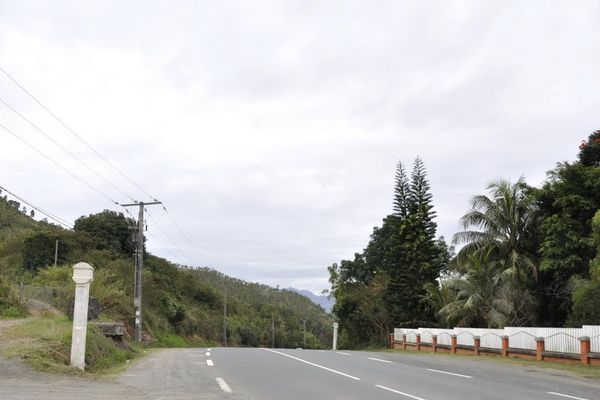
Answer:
xmin=379 ymin=347 xmax=600 ymax=379
xmin=0 ymin=315 xmax=142 ymax=376
xmin=152 ymin=332 xmax=216 ymax=348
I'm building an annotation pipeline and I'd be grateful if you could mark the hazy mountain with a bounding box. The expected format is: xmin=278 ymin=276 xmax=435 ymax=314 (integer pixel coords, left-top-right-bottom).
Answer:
xmin=286 ymin=288 xmax=334 ymax=313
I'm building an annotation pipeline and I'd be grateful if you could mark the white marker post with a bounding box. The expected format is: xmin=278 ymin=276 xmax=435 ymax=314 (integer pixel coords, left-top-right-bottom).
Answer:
xmin=332 ymin=322 xmax=339 ymax=351
xmin=70 ymin=262 xmax=94 ymax=370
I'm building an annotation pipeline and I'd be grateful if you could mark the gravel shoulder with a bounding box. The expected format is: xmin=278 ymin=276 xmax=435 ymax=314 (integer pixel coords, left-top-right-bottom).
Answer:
xmin=0 ymin=348 xmax=240 ymax=400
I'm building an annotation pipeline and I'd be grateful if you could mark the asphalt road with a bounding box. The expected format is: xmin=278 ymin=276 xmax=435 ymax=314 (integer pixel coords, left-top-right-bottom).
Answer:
xmin=208 ymin=347 xmax=600 ymax=400
xmin=1 ymin=347 xmax=599 ymax=399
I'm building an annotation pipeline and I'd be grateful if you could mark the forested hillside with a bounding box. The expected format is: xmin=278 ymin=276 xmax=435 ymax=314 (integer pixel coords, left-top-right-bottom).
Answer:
xmin=329 ymin=131 xmax=600 ymax=349
xmin=0 ymin=196 xmax=332 ymax=348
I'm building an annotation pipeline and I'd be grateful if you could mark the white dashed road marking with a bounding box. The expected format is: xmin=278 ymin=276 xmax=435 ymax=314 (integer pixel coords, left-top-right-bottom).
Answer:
xmin=426 ymin=368 xmax=472 ymax=379
xmin=207 ymin=359 xmax=214 ymax=366
xmin=216 ymin=377 xmax=232 ymax=393
xmin=262 ymin=348 xmax=360 ymax=381
xmin=375 ymin=384 xmax=427 ymax=400
xmin=368 ymin=357 xmax=393 ymax=363
xmin=336 ymin=352 xmax=351 ymax=355
xmin=547 ymin=392 xmax=589 ymax=400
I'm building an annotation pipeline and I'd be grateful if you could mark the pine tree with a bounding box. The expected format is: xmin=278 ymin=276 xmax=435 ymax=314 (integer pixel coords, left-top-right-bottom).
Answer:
xmin=393 ymin=162 xmax=410 ymax=219
xmin=410 ymin=157 xmax=440 ymax=286
xmin=384 ymin=157 xmax=442 ymax=325
xmin=410 ymin=157 xmax=437 ymax=241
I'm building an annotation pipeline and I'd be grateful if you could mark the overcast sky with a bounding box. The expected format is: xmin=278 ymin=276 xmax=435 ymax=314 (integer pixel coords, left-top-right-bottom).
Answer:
xmin=0 ymin=1 xmax=598 ymax=293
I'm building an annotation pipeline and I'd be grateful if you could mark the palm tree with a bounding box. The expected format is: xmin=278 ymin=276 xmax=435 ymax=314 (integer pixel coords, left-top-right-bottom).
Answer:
xmin=452 ymin=177 xmax=539 ymax=284
xmin=439 ymin=249 xmax=512 ymax=328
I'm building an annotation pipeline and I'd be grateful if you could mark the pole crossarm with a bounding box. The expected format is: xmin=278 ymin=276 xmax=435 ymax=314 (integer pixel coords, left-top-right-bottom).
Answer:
xmin=121 ymin=201 xmax=162 ymax=207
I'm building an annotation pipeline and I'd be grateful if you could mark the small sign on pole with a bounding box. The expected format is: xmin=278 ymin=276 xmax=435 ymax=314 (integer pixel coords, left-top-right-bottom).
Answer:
xmin=70 ymin=262 xmax=94 ymax=370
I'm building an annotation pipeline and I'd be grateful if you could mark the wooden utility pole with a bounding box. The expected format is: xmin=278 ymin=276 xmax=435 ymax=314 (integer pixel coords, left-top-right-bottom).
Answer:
xmin=271 ymin=314 xmax=275 ymax=348
xmin=223 ymin=287 xmax=228 ymax=346
xmin=54 ymin=239 xmax=58 ymax=267
xmin=121 ymin=201 xmax=161 ymax=342
xmin=301 ymin=318 xmax=308 ymax=348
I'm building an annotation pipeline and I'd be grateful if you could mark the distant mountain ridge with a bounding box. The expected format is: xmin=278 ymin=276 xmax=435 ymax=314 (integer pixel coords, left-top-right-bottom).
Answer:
xmin=286 ymin=288 xmax=334 ymax=313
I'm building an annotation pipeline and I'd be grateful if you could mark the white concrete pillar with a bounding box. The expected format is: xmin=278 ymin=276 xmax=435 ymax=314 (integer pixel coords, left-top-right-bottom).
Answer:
xmin=332 ymin=322 xmax=339 ymax=350
xmin=70 ymin=262 xmax=94 ymax=370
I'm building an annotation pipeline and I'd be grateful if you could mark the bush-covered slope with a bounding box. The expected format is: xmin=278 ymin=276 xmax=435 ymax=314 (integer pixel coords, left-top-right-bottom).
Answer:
xmin=0 ymin=198 xmax=332 ymax=348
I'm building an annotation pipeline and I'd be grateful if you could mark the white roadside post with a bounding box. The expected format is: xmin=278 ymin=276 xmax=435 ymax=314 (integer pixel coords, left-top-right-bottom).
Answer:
xmin=332 ymin=322 xmax=339 ymax=351
xmin=70 ymin=262 xmax=94 ymax=370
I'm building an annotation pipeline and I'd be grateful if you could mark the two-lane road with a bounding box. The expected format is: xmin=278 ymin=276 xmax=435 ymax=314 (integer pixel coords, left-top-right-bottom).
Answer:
xmin=1 ymin=347 xmax=599 ymax=399
xmin=208 ymin=347 xmax=600 ymax=400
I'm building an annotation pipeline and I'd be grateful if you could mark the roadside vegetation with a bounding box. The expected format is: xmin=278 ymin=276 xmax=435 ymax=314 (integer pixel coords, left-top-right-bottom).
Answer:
xmin=329 ymin=130 xmax=600 ymax=348
xmin=0 ymin=190 xmax=334 ymax=372
xmin=0 ymin=314 xmax=141 ymax=375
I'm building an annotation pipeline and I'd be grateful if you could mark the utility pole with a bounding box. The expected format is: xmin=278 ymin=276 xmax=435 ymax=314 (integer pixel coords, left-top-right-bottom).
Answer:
xmin=301 ymin=318 xmax=308 ymax=348
xmin=223 ymin=287 xmax=227 ymax=347
xmin=271 ymin=314 xmax=275 ymax=348
xmin=54 ymin=239 xmax=58 ymax=267
xmin=121 ymin=200 xmax=162 ymax=342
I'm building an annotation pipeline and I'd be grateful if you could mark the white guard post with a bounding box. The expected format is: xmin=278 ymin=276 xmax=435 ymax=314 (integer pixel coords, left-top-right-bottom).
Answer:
xmin=70 ymin=262 xmax=94 ymax=370
xmin=333 ymin=322 xmax=339 ymax=350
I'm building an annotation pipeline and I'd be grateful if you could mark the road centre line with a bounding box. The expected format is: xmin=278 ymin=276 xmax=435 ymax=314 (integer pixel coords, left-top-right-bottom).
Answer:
xmin=426 ymin=368 xmax=472 ymax=379
xmin=375 ymin=384 xmax=427 ymax=400
xmin=262 ymin=348 xmax=361 ymax=381
xmin=337 ymin=351 xmax=351 ymax=355
xmin=216 ymin=377 xmax=232 ymax=393
xmin=207 ymin=359 xmax=214 ymax=366
xmin=547 ymin=392 xmax=589 ymax=400
xmin=368 ymin=357 xmax=393 ymax=363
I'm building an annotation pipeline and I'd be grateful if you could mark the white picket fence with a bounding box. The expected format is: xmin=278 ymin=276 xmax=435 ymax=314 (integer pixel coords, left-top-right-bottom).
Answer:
xmin=394 ymin=325 xmax=600 ymax=355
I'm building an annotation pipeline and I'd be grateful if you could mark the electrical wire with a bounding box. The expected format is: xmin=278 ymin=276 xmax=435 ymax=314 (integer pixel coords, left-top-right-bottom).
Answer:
xmin=0 ymin=68 xmax=202 ymax=264
xmin=144 ymin=230 xmax=182 ymax=264
xmin=0 ymin=65 xmax=158 ymax=202
xmin=0 ymin=95 xmax=136 ymax=202
xmin=145 ymin=208 xmax=196 ymax=266
xmin=0 ymin=184 xmax=73 ymax=229
xmin=161 ymin=204 xmax=203 ymax=259
xmin=0 ymin=123 xmax=121 ymax=206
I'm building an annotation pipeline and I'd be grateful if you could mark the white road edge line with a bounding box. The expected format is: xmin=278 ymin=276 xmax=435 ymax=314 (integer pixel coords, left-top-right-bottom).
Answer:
xmin=207 ymin=359 xmax=214 ymax=366
xmin=375 ymin=384 xmax=427 ymax=400
xmin=337 ymin=352 xmax=351 ymax=356
xmin=426 ymin=368 xmax=472 ymax=379
xmin=262 ymin=348 xmax=361 ymax=381
xmin=547 ymin=392 xmax=589 ymax=400
xmin=216 ymin=377 xmax=232 ymax=393
xmin=368 ymin=357 xmax=393 ymax=364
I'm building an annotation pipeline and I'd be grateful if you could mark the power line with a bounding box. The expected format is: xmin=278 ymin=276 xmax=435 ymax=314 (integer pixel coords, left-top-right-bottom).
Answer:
xmin=0 ymin=95 xmax=136 ymax=202
xmin=1 ymin=68 xmax=202 ymax=266
xmin=0 ymin=123 xmax=121 ymax=206
xmin=161 ymin=205 xmax=204 ymax=260
xmin=145 ymin=208 xmax=196 ymax=267
xmin=0 ymin=65 xmax=158 ymax=202
xmin=144 ymin=230 xmax=182 ymax=263
xmin=0 ymin=184 xmax=73 ymax=229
